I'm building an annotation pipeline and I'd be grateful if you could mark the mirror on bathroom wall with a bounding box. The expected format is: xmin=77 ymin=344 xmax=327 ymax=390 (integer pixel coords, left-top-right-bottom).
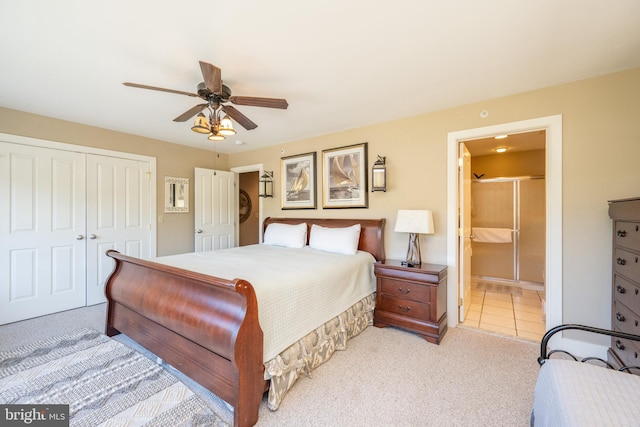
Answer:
xmin=164 ymin=176 xmax=189 ymax=213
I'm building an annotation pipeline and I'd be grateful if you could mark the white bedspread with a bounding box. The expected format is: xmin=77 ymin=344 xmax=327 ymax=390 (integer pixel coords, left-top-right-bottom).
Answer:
xmin=153 ymin=245 xmax=376 ymax=362
xmin=533 ymin=359 xmax=640 ymax=426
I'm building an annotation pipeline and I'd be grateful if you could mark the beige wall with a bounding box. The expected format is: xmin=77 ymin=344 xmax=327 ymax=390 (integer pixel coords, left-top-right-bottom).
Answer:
xmin=229 ymin=67 xmax=640 ymax=329
xmin=0 ymin=108 xmax=227 ymax=256
xmin=472 ymin=149 xmax=545 ymax=178
xmin=2 ymin=67 xmax=640 ymax=331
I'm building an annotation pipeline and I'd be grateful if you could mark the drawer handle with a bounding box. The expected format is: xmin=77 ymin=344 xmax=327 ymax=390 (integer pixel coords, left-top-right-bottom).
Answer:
xmin=636 ymin=320 xmax=639 ymax=327
xmin=616 ymin=312 xmax=626 ymax=322
xmin=616 ymin=285 xmax=626 ymax=294
xmin=616 ymin=340 xmax=625 ymax=351
xmin=397 ymin=305 xmax=411 ymax=312
xmin=617 ymin=257 xmax=627 ymax=265
xmin=617 ymin=229 xmax=627 ymax=237
xmin=636 ymin=289 xmax=639 ymax=295
xmin=397 ymin=287 xmax=411 ymax=294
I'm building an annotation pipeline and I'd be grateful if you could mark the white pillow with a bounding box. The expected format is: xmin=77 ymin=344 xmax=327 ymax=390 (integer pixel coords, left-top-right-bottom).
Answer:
xmin=309 ymin=224 xmax=361 ymax=255
xmin=263 ymin=223 xmax=307 ymax=248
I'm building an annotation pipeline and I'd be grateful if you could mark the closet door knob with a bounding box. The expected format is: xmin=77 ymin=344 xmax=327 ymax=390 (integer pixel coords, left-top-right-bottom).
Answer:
xmin=76 ymin=235 xmax=84 ymax=240
xmin=196 ymin=229 xmax=203 ymax=234
xmin=89 ymin=234 xmax=97 ymax=239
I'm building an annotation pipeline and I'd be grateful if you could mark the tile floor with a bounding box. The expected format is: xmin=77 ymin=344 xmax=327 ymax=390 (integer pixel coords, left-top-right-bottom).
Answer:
xmin=461 ymin=279 xmax=546 ymax=342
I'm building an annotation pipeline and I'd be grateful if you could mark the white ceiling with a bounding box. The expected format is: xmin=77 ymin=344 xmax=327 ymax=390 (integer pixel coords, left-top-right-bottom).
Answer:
xmin=465 ymin=130 xmax=546 ymax=157
xmin=2 ymin=1 xmax=639 ymax=155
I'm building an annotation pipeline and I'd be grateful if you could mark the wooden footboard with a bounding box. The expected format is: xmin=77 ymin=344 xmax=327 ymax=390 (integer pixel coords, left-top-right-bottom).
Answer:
xmin=104 ymin=250 xmax=265 ymax=427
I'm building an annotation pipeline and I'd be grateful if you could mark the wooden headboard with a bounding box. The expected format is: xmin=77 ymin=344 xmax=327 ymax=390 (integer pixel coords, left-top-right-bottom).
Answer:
xmin=263 ymin=217 xmax=386 ymax=262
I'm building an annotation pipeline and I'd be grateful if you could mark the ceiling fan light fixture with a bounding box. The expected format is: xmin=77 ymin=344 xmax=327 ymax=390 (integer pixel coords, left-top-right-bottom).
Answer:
xmin=191 ymin=112 xmax=211 ymax=134
xmin=218 ymin=115 xmax=236 ymax=136
xmin=208 ymin=128 xmax=225 ymax=141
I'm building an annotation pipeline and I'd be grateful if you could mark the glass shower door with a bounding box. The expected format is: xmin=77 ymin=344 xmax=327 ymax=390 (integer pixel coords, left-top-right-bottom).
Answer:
xmin=471 ymin=180 xmax=515 ymax=280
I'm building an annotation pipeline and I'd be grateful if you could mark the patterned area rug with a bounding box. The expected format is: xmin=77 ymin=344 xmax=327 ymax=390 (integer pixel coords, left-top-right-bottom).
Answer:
xmin=0 ymin=328 xmax=229 ymax=426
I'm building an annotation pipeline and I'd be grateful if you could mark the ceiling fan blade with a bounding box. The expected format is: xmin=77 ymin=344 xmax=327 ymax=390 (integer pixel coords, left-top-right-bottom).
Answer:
xmin=173 ymin=103 xmax=209 ymax=122
xmin=229 ymin=96 xmax=288 ymax=109
xmin=221 ymin=105 xmax=257 ymax=130
xmin=199 ymin=61 xmax=222 ymax=94
xmin=123 ymin=82 xmax=198 ymax=97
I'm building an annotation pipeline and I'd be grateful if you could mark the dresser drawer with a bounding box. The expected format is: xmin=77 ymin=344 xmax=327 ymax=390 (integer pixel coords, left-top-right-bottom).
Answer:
xmin=611 ymin=333 xmax=640 ymax=368
xmin=614 ymin=221 xmax=640 ymax=251
xmin=614 ymin=248 xmax=640 ymax=280
xmin=378 ymin=295 xmax=431 ymax=321
xmin=379 ymin=277 xmax=431 ymax=303
xmin=613 ymin=300 xmax=640 ymax=336
xmin=614 ymin=275 xmax=640 ymax=314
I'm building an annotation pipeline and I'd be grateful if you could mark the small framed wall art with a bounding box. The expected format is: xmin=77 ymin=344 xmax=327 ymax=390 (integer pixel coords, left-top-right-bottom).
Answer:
xmin=281 ymin=152 xmax=317 ymax=209
xmin=322 ymin=142 xmax=368 ymax=208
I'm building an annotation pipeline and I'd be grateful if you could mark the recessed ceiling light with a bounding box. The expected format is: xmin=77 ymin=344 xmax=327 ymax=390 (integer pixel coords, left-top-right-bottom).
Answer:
xmin=494 ymin=134 xmax=508 ymax=139
xmin=495 ymin=147 xmax=508 ymax=153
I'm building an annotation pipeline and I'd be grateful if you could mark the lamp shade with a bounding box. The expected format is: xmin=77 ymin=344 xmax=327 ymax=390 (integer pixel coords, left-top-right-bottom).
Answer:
xmin=191 ymin=112 xmax=211 ymax=134
xmin=394 ymin=210 xmax=434 ymax=234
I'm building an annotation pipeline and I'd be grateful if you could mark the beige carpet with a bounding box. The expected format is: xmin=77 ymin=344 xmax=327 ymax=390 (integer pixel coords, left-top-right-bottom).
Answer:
xmin=0 ymin=305 xmax=539 ymax=426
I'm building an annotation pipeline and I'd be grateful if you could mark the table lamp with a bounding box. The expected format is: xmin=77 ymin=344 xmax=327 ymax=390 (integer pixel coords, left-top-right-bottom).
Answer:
xmin=394 ymin=210 xmax=434 ymax=267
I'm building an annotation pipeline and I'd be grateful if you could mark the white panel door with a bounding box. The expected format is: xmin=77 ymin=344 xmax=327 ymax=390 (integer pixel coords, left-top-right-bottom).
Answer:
xmin=459 ymin=143 xmax=472 ymax=322
xmin=0 ymin=142 xmax=86 ymax=324
xmin=195 ymin=168 xmax=236 ymax=252
xmin=86 ymin=154 xmax=151 ymax=305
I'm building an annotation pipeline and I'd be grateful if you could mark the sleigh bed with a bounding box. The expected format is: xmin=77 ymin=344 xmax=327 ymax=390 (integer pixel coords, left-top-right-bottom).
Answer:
xmin=104 ymin=217 xmax=385 ymax=427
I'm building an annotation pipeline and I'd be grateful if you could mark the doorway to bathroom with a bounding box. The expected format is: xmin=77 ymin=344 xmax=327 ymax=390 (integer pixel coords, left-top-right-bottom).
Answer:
xmin=460 ymin=130 xmax=547 ymax=341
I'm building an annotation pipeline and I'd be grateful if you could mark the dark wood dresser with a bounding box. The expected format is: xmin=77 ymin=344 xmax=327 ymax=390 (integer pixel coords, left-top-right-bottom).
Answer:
xmin=373 ymin=260 xmax=447 ymax=344
xmin=608 ymin=197 xmax=640 ymax=369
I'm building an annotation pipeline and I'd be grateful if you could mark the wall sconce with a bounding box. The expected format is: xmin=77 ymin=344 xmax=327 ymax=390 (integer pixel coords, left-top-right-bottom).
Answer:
xmin=371 ymin=155 xmax=386 ymax=192
xmin=259 ymin=171 xmax=274 ymax=198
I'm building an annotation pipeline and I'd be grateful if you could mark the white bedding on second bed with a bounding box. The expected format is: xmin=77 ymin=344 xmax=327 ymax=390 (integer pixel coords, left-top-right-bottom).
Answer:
xmin=153 ymin=245 xmax=376 ymax=362
xmin=533 ymin=359 xmax=640 ymax=426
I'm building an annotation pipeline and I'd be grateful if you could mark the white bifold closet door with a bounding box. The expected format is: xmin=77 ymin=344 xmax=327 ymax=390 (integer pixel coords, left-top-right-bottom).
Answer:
xmin=86 ymin=155 xmax=150 ymax=305
xmin=0 ymin=143 xmax=87 ymax=323
xmin=0 ymin=142 xmax=151 ymax=324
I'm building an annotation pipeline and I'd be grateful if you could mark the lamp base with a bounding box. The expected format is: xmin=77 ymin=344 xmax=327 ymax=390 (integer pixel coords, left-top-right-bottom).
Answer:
xmin=403 ymin=233 xmax=422 ymax=267
xmin=400 ymin=260 xmax=421 ymax=268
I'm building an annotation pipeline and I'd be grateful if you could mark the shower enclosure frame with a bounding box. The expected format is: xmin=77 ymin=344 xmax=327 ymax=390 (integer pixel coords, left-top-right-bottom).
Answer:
xmin=471 ymin=175 xmax=545 ymax=289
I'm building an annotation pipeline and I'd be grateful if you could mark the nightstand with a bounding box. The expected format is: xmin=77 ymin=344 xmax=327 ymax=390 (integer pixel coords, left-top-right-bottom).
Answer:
xmin=374 ymin=260 xmax=448 ymax=344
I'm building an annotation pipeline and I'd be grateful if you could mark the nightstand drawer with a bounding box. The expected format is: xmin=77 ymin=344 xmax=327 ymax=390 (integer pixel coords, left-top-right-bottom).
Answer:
xmin=378 ymin=295 xmax=431 ymax=321
xmin=379 ymin=278 xmax=430 ymax=303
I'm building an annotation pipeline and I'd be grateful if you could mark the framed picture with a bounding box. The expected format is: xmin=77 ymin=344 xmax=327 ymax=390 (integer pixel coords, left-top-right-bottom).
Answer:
xmin=322 ymin=142 xmax=368 ymax=208
xmin=281 ymin=152 xmax=317 ymax=209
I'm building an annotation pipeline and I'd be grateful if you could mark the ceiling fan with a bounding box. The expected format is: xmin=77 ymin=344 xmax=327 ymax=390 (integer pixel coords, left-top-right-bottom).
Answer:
xmin=123 ymin=61 xmax=288 ymax=140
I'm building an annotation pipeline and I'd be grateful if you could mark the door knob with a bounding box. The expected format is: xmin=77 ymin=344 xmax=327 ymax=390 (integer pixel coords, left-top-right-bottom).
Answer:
xmin=89 ymin=234 xmax=97 ymax=239
xmin=196 ymin=229 xmax=203 ymax=233
xmin=76 ymin=235 xmax=84 ymax=240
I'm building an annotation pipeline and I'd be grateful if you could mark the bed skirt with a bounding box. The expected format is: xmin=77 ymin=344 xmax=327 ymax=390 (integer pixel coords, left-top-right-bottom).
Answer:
xmin=263 ymin=293 xmax=375 ymax=410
